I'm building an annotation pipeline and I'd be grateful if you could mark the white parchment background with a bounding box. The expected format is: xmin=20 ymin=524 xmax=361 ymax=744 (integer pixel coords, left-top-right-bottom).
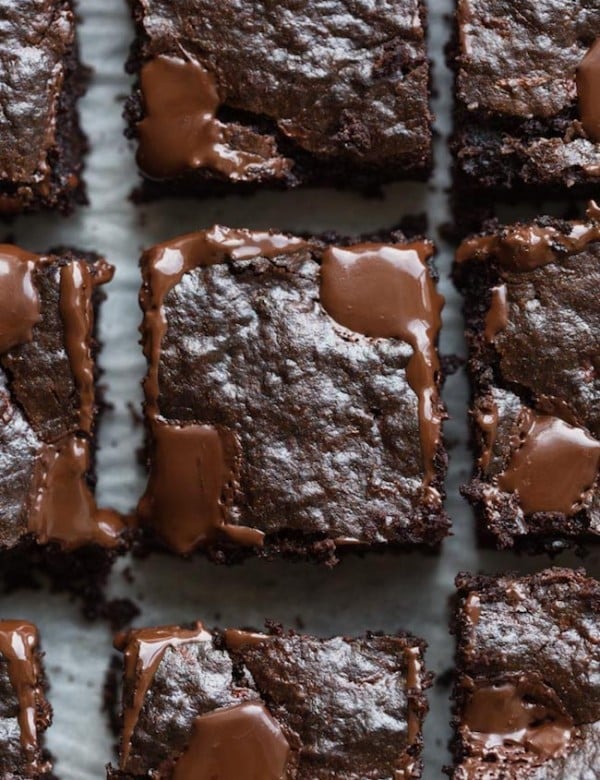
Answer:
xmin=5 ymin=1 xmax=599 ymax=777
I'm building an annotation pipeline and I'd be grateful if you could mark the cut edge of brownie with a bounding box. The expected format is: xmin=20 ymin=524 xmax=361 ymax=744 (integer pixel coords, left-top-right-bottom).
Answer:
xmin=123 ymin=0 xmax=432 ymax=201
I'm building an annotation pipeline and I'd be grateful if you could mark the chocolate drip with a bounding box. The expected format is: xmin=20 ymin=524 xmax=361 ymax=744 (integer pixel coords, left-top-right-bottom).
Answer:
xmin=59 ymin=261 xmax=103 ymax=434
xmin=463 ymin=678 xmax=574 ymax=762
xmin=457 ymin=205 xmax=600 ymax=270
xmin=0 ymin=621 xmax=47 ymax=775
xmin=498 ymin=413 xmax=600 ymax=515
xmin=474 ymin=398 xmax=499 ymax=472
xmin=172 ymin=702 xmax=290 ymax=780
xmin=577 ymin=39 xmax=600 ymax=143
xmin=0 ymin=246 xmax=41 ymax=354
xmin=138 ymin=227 xmax=308 ymax=553
xmin=28 ymin=435 xmax=123 ymax=549
xmin=319 ymin=242 xmax=445 ymax=502
xmin=484 ymin=285 xmax=508 ymax=342
xmin=116 ymin=624 xmax=211 ymax=769
xmin=137 ymin=57 xmax=288 ymax=181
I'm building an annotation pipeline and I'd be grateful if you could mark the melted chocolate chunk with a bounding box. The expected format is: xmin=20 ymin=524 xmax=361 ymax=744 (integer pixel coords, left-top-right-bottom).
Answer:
xmin=172 ymin=702 xmax=290 ymax=780
xmin=136 ymin=227 xmax=448 ymax=559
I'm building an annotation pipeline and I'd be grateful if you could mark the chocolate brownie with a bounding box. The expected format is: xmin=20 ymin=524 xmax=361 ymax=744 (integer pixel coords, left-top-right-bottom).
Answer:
xmin=0 ymin=620 xmax=53 ymax=777
xmin=124 ymin=0 xmax=432 ymax=198
xmin=452 ymin=568 xmax=600 ymax=778
xmin=136 ymin=226 xmax=449 ymax=562
xmin=454 ymin=203 xmax=600 ymax=549
xmin=0 ymin=0 xmax=88 ymax=216
xmin=450 ymin=0 xmax=600 ymax=199
xmin=0 ymin=245 xmax=127 ymax=572
xmin=109 ymin=623 xmax=430 ymax=779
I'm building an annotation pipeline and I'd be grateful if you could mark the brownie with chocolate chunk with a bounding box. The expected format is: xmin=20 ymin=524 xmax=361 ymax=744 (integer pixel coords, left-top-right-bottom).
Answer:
xmin=0 ymin=245 xmax=126 ymax=591
xmin=454 ymin=204 xmax=600 ymax=549
xmin=0 ymin=0 xmax=88 ymax=215
xmin=125 ymin=0 xmax=433 ymax=197
xmin=0 ymin=620 xmax=53 ymax=778
xmin=450 ymin=0 xmax=600 ymax=200
xmin=452 ymin=569 xmax=600 ymax=778
xmin=109 ymin=623 xmax=430 ymax=778
xmin=136 ymin=226 xmax=449 ymax=562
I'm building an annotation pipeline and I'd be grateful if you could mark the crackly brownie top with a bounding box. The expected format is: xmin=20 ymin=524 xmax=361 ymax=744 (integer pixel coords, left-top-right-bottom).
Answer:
xmin=137 ymin=227 xmax=447 ymax=554
xmin=0 ymin=245 xmax=123 ymax=550
xmin=129 ymin=0 xmax=431 ymax=181
xmin=114 ymin=624 xmax=427 ymax=779
xmin=0 ymin=0 xmax=75 ymax=200
xmin=454 ymin=569 xmax=600 ymax=778
xmin=456 ymin=205 xmax=600 ymax=538
xmin=0 ymin=620 xmax=52 ymax=777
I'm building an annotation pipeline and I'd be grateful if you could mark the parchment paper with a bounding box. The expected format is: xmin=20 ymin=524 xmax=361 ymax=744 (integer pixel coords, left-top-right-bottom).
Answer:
xmin=5 ymin=1 xmax=597 ymax=777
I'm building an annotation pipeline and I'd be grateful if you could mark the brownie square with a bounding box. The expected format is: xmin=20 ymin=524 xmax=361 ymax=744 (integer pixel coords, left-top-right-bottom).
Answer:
xmin=0 ymin=620 xmax=52 ymax=777
xmin=0 ymin=0 xmax=88 ymax=216
xmin=125 ymin=0 xmax=432 ymax=198
xmin=450 ymin=0 xmax=600 ymax=198
xmin=452 ymin=568 xmax=600 ymax=778
xmin=136 ymin=227 xmax=449 ymax=561
xmin=109 ymin=623 xmax=430 ymax=778
xmin=0 ymin=245 xmax=126 ymax=555
xmin=454 ymin=204 xmax=600 ymax=549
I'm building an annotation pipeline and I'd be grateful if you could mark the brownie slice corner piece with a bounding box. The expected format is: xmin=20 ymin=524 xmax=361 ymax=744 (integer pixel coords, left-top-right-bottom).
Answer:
xmin=110 ymin=623 xmax=430 ymax=778
xmin=450 ymin=0 xmax=600 ymax=201
xmin=136 ymin=226 xmax=449 ymax=562
xmin=0 ymin=620 xmax=53 ymax=777
xmin=454 ymin=204 xmax=600 ymax=550
xmin=125 ymin=0 xmax=432 ymax=198
xmin=0 ymin=0 xmax=88 ymax=216
xmin=452 ymin=568 xmax=600 ymax=778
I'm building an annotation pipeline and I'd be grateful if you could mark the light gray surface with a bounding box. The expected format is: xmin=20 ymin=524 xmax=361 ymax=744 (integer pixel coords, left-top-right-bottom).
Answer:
xmin=5 ymin=1 xmax=598 ymax=778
